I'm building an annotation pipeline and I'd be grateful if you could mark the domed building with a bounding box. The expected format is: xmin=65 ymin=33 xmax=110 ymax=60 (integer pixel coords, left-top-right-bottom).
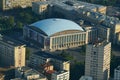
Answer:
xmin=23 ymin=18 xmax=87 ymax=51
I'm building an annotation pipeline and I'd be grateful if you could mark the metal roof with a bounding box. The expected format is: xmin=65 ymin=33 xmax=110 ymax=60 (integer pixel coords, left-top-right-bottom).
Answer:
xmin=30 ymin=18 xmax=84 ymax=36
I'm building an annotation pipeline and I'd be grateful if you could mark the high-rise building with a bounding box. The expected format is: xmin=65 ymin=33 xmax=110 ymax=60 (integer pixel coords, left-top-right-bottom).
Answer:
xmin=114 ymin=66 xmax=120 ymax=80
xmin=0 ymin=35 xmax=26 ymax=67
xmin=85 ymin=41 xmax=111 ymax=80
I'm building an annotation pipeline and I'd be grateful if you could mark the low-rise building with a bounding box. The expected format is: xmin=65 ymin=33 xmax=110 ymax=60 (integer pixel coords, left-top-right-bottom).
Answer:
xmin=0 ymin=35 xmax=26 ymax=67
xmin=15 ymin=66 xmax=47 ymax=80
xmin=51 ymin=70 xmax=69 ymax=80
xmin=0 ymin=0 xmax=45 ymax=10
xmin=29 ymin=51 xmax=70 ymax=71
xmin=114 ymin=66 xmax=120 ymax=80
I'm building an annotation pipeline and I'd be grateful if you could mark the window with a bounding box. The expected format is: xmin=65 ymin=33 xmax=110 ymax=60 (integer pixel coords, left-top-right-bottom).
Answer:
xmin=93 ymin=52 xmax=96 ymax=55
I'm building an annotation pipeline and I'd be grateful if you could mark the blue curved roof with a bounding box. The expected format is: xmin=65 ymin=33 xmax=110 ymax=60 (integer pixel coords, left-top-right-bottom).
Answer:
xmin=30 ymin=18 xmax=84 ymax=36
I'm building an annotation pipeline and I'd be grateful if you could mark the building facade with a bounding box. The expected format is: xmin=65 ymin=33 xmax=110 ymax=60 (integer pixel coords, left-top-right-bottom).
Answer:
xmin=51 ymin=70 xmax=69 ymax=80
xmin=83 ymin=25 xmax=97 ymax=43
xmin=23 ymin=18 xmax=87 ymax=51
xmin=114 ymin=66 xmax=120 ymax=80
xmin=85 ymin=41 xmax=111 ymax=80
xmin=0 ymin=35 xmax=26 ymax=67
xmin=29 ymin=51 xmax=70 ymax=71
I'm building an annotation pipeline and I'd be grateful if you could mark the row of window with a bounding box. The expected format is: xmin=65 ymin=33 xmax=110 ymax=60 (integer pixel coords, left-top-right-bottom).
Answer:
xmin=52 ymin=33 xmax=86 ymax=45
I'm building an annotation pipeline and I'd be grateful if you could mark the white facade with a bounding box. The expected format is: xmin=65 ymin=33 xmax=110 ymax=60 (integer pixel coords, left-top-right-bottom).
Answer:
xmin=51 ymin=71 xmax=69 ymax=80
xmin=114 ymin=66 xmax=120 ymax=80
xmin=79 ymin=76 xmax=93 ymax=80
xmin=23 ymin=18 xmax=87 ymax=51
xmin=85 ymin=41 xmax=111 ymax=80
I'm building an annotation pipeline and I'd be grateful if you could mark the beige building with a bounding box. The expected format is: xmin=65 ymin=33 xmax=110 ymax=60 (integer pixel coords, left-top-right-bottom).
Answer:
xmin=0 ymin=73 xmax=5 ymax=80
xmin=29 ymin=51 xmax=70 ymax=71
xmin=51 ymin=70 xmax=69 ymax=80
xmin=0 ymin=35 xmax=25 ymax=67
xmin=85 ymin=41 xmax=111 ymax=80
xmin=32 ymin=1 xmax=49 ymax=16
xmin=23 ymin=18 xmax=87 ymax=51
xmin=0 ymin=0 xmax=45 ymax=10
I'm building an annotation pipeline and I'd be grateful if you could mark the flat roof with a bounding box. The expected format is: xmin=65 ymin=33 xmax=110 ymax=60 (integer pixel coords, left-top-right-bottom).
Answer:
xmin=0 ymin=35 xmax=25 ymax=47
xmin=17 ymin=66 xmax=46 ymax=78
xmin=53 ymin=70 xmax=68 ymax=74
xmin=33 ymin=51 xmax=68 ymax=61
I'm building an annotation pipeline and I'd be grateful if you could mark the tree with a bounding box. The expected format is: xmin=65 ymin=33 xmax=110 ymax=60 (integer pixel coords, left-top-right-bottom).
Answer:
xmin=24 ymin=13 xmax=33 ymax=23
xmin=8 ymin=16 xmax=15 ymax=29
xmin=16 ymin=21 xmax=23 ymax=29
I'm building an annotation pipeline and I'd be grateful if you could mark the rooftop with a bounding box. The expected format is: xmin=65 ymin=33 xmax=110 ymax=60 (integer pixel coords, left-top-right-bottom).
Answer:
xmin=53 ymin=70 xmax=68 ymax=75
xmin=89 ymin=40 xmax=111 ymax=47
xmin=33 ymin=51 xmax=68 ymax=61
xmin=0 ymin=35 xmax=25 ymax=47
xmin=30 ymin=18 xmax=84 ymax=36
xmin=16 ymin=66 xmax=46 ymax=79
xmin=38 ymin=0 xmax=106 ymax=11
xmin=76 ymin=8 xmax=120 ymax=27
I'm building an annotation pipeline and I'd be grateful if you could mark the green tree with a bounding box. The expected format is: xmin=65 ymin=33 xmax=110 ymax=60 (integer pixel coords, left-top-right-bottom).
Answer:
xmin=8 ymin=16 xmax=15 ymax=29
xmin=16 ymin=21 xmax=23 ymax=29
xmin=24 ymin=13 xmax=33 ymax=23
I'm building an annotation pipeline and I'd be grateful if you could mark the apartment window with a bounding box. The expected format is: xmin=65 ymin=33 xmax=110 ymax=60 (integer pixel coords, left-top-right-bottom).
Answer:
xmin=93 ymin=52 xmax=96 ymax=55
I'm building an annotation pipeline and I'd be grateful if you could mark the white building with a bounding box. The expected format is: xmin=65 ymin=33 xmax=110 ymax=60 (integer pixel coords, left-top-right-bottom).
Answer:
xmin=51 ymin=70 xmax=69 ymax=80
xmin=23 ymin=18 xmax=87 ymax=51
xmin=114 ymin=66 xmax=120 ymax=80
xmin=85 ymin=41 xmax=111 ymax=80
